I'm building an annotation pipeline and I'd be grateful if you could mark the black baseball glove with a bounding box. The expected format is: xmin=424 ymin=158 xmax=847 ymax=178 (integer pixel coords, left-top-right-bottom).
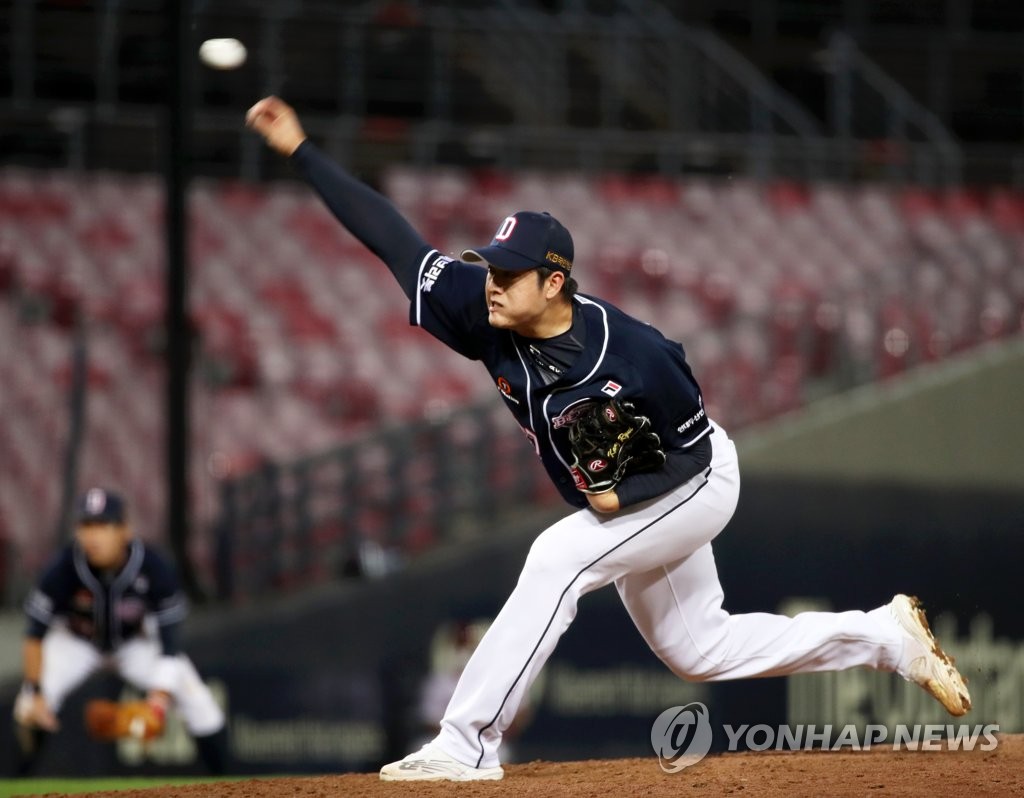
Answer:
xmin=568 ymin=399 xmax=666 ymax=494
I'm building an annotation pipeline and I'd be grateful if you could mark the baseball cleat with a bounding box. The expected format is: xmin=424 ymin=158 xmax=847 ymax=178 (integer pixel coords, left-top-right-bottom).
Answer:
xmin=889 ymin=594 xmax=971 ymax=716
xmin=379 ymin=743 xmax=504 ymax=782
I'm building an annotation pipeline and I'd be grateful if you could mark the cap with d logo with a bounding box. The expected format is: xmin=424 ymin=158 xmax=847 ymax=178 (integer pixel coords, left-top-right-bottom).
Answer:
xmin=462 ymin=211 xmax=574 ymax=274
xmin=75 ymin=488 xmax=126 ymax=525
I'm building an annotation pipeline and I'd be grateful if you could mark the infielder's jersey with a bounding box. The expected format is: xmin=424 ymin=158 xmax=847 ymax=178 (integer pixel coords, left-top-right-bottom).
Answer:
xmin=24 ymin=540 xmax=187 ymax=653
xmin=411 ymin=251 xmax=711 ymax=508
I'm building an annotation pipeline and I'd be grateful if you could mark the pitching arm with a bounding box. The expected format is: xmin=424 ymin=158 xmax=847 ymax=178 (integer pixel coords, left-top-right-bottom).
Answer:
xmin=246 ymin=96 xmax=428 ymax=299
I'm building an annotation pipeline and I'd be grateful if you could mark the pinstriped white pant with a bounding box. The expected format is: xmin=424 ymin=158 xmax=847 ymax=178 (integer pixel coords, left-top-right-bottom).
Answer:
xmin=436 ymin=423 xmax=905 ymax=769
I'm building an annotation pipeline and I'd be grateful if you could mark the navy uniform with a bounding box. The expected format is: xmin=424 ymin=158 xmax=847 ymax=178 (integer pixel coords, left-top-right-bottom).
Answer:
xmin=14 ymin=489 xmax=227 ymax=774
xmin=244 ymin=111 xmax=970 ymax=782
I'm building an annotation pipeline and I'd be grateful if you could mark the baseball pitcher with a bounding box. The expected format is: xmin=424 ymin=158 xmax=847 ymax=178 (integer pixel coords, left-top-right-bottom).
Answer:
xmin=246 ymin=96 xmax=971 ymax=782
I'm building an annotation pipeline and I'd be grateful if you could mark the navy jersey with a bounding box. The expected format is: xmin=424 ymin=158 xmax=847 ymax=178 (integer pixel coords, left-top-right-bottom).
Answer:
xmin=24 ymin=539 xmax=188 ymax=653
xmin=411 ymin=250 xmax=711 ymax=508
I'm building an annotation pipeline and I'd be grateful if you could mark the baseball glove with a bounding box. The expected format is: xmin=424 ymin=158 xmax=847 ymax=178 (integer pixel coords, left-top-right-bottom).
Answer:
xmin=568 ymin=399 xmax=666 ymax=494
xmin=84 ymin=699 xmax=166 ymax=741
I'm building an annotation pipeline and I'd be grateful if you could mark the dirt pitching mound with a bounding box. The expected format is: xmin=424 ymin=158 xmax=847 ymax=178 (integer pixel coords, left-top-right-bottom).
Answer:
xmin=56 ymin=733 xmax=1024 ymax=798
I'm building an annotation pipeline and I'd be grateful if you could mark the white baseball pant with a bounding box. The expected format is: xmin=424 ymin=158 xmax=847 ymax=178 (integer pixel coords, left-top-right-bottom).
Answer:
xmin=40 ymin=621 xmax=224 ymax=736
xmin=435 ymin=423 xmax=905 ymax=768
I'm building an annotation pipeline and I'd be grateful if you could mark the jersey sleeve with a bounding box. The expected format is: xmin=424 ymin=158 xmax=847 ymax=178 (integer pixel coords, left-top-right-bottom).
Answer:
xmin=290 ymin=140 xmax=431 ymax=300
xmin=615 ymin=436 xmax=712 ymax=508
xmin=23 ymin=548 xmax=75 ymax=638
xmin=143 ymin=548 xmax=189 ymax=655
xmin=409 ymin=254 xmax=490 ymax=360
xmin=624 ymin=333 xmax=711 ymax=451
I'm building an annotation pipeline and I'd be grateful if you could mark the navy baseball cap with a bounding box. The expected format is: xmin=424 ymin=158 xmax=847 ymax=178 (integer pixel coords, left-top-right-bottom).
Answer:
xmin=462 ymin=211 xmax=574 ymax=274
xmin=75 ymin=488 xmax=126 ymax=525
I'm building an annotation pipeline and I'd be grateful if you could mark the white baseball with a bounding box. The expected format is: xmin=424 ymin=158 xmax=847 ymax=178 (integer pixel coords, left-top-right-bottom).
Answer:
xmin=199 ymin=38 xmax=247 ymax=70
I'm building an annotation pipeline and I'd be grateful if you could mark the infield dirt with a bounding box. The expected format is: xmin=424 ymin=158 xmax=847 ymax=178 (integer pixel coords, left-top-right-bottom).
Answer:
xmin=31 ymin=733 xmax=1024 ymax=798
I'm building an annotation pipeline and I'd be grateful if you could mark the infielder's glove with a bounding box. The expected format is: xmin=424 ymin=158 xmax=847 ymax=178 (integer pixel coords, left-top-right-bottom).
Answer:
xmin=84 ymin=699 xmax=166 ymax=741
xmin=568 ymin=399 xmax=666 ymax=494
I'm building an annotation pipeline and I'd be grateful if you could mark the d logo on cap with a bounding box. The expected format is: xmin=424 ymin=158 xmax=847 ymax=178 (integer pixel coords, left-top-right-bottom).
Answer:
xmin=494 ymin=216 xmax=517 ymax=241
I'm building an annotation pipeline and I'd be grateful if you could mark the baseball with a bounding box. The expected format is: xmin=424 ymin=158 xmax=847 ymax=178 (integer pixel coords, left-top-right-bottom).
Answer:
xmin=198 ymin=38 xmax=247 ymax=70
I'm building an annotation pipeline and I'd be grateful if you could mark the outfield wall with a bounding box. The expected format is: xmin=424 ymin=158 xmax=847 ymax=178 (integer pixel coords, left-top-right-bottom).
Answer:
xmin=3 ymin=476 xmax=1017 ymax=777
xmin=737 ymin=335 xmax=1024 ymax=491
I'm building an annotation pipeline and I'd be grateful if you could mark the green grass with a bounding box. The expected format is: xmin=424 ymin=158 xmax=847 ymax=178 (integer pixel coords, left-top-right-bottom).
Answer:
xmin=0 ymin=777 xmax=247 ymax=797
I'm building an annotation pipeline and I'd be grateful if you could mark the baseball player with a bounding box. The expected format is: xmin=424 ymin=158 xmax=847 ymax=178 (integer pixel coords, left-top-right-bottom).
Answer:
xmin=246 ymin=96 xmax=971 ymax=782
xmin=13 ymin=488 xmax=228 ymax=775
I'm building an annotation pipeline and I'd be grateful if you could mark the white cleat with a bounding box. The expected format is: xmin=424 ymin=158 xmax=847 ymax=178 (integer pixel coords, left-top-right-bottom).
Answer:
xmin=889 ymin=594 xmax=972 ymax=717
xmin=379 ymin=743 xmax=505 ymax=782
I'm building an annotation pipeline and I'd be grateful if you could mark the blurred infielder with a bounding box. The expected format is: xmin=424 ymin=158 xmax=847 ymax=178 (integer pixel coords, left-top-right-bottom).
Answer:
xmin=13 ymin=488 xmax=228 ymax=775
xmin=247 ymin=96 xmax=971 ymax=782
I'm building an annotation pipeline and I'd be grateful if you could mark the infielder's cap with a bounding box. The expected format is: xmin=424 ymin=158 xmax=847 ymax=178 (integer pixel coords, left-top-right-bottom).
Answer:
xmin=462 ymin=211 xmax=574 ymax=274
xmin=75 ymin=487 xmax=126 ymax=525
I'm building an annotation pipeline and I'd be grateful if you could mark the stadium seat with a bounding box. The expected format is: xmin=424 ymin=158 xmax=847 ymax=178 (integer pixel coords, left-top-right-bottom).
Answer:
xmin=1 ymin=165 xmax=1021 ymax=590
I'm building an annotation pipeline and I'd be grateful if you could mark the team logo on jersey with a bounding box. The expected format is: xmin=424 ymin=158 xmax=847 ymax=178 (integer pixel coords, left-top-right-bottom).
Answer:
xmin=552 ymin=399 xmax=597 ymax=430
xmin=601 ymin=380 xmax=623 ymax=397
xmin=496 ymin=376 xmax=520 ymax=405
xmin=420 ymin=255 xmax=453 ymax=293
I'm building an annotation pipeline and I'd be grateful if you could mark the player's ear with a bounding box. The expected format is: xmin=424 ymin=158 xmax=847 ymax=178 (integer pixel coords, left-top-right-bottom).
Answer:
xmin=544 ymin=270 xmax=565 ymax=299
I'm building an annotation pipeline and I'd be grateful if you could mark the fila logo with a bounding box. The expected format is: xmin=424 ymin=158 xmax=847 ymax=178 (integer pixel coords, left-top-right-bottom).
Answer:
xmin=601 ymin=380 xmax=622 ymax=397
xmin=494 ymin=216 xmax=517 ymax=241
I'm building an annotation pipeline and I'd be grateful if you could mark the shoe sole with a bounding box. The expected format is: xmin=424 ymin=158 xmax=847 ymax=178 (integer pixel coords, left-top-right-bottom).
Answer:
xmin=380 ymin=769 xmax=504 ymax=782
xmin=893 ymin=594 xmax=971 ymax=716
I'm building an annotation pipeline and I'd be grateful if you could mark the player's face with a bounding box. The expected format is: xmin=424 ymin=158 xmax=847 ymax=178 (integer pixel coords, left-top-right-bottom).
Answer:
xmin=75 ymin=522 xmax=131 ymax=569
xmin=485 ymin=266 xmax=553 ymax=333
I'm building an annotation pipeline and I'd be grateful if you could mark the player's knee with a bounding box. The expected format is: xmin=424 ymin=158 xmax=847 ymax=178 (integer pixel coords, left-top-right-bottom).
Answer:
xmin=660 ymin=624 xmax=733 ymax=681
xmin=657 ymin=645 xmax=712 ymax=681
xmin=675 ymin=661 xmax=721 ymax=682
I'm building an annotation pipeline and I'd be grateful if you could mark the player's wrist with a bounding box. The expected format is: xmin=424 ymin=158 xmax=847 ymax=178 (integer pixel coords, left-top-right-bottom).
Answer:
xmin=22 ymin=679 xmax=41 ymax=695
xmin=585 ymin=490 xmax=621 ymax=514
xmin=283 ymin=134 xmax=307 ymax=157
